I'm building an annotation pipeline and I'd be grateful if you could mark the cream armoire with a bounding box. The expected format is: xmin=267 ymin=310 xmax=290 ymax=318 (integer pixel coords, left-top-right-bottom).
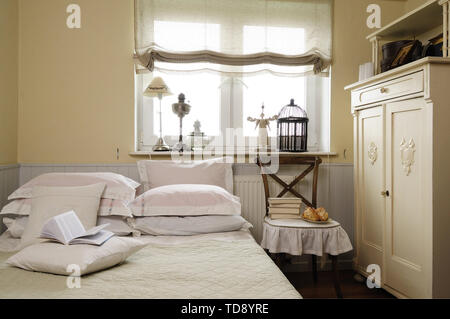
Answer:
xmin=346 ymin=57 xmax=450 ymax=298
xmin=346 ymin=0 xmax=450 ymax=299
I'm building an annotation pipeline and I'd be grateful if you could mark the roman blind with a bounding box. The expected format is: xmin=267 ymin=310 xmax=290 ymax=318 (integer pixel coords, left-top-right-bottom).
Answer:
xmin=134 ymin=0 xmax=332 ymax=76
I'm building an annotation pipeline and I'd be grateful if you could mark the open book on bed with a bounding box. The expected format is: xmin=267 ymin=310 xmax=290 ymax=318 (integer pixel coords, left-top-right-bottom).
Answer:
xmin=40 ymin=210 xmax=114 ymax=246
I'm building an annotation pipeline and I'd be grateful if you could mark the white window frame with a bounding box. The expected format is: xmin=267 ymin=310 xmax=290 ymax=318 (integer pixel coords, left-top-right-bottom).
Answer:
xmin=135 ymin=20 xmax=330 ymax=153
xmin=135 ymin=72 xmax=234 ymax=152
xmin=136 ymin=72 xmax=329 ymax=153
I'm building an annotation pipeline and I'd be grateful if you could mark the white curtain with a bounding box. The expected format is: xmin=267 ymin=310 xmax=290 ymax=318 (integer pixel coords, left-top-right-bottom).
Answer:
xmin=134 ymin=0 xmax=332 ymax=76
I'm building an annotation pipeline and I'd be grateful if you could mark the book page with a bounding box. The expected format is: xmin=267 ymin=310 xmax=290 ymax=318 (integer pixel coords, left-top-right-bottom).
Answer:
xmin=69 ymin=230 xmax=114 ymax=246
xmin=40 ymin=211 xmax=112 ymax=246
xmin=78 ymin=223 xmax=110 ymax=238
xmin=41 ymin=211 xmax=85 ymax=244
xmin=40 ymin=219 xmax=65 ymax=243
xmin=54 ymin=211 xmax=86 ymax=243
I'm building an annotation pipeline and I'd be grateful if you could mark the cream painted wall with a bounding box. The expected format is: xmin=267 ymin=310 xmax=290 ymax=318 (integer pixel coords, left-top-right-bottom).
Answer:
xmin=0 ymin=0 xmax=18 ymax=164
xmin=16 ymin=0 xmax=407 ymax=164
xmin=330 ymin=0 xmax=406 ymax=162
xmin=18 ymin=0 xmax=135 ymax=163
xmin=404 ymin=0 xmax=429 ymax=12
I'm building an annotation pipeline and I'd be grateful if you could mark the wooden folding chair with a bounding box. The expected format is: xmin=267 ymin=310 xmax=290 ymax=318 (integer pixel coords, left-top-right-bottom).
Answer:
xmin=257 ymin=155 xmax=342 ymax=298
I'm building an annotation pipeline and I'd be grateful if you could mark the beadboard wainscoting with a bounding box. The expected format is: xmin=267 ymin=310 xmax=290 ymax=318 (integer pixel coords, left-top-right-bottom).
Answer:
xmin=5 ymin=163 xmax=354 ymax=270
xmin=0 ymin=165 xmax=20 ymax=233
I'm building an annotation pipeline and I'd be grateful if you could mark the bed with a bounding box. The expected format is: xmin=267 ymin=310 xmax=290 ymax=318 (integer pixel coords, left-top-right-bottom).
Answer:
xmin=0 ymin=230 xmax=301 ymax=299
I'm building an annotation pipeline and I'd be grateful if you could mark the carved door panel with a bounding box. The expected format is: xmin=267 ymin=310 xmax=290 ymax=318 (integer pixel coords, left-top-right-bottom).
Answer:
xmin=357 ymin=106 xmax=384 ymax=277
xmin=385 ymin=98 xmax=431 ymax=298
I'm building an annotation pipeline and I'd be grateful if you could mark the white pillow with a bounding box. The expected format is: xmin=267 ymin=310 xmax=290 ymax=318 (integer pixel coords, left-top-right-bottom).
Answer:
xmin=0 ymin=200 xmax=30 ymax=216
xmin=131 ymin=215 xmax=252 ymax=236
xmin=97 ymin=216 xmax=140 ymax=236
xmin=2 ymin=216 xmax=28 ymax=238
xmin=128 ymin=184 xmax=241 ymax=217
xmin=3 ymin=215 xmax=138 ymax=238
xmin=0 ymin=198 xmax=133 ymax=217
xmin=20 ymin=183 xmax=105 ymax=248
xmin=137 ymin=158 xmax=234 ymax=193
xmin=8 ymin=172 xmax=139 ymax=202
xmin=6 ymin=237 xmax=146 ymax=276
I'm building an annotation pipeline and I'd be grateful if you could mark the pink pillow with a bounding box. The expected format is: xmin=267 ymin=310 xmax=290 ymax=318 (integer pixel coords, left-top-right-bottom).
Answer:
xmin=8 ymin=173 xmax=139 ymax=202
xmin=129 ymin=184 xmax=241 ymax=217
xmin=137 ymin=158 xmax=233 ymax=193
xmin=1 ymin=198 xmax=133 ymax=217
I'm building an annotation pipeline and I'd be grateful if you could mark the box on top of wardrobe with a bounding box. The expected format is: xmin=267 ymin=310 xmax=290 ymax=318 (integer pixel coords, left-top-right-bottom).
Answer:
xmin=359 ymin=0 xmax=450 ymax=77
xmin=367 ymin=0 xmax=443 ymax=41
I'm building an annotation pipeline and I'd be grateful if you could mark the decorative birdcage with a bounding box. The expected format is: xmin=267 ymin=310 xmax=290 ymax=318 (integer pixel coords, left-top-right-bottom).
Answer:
xmin=277 ymin=99 xmax=308 ymax=152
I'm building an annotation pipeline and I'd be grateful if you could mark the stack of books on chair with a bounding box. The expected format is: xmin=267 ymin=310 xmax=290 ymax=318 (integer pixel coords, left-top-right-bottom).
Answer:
xmin=268 ymin=198 xmax=302 ymax=220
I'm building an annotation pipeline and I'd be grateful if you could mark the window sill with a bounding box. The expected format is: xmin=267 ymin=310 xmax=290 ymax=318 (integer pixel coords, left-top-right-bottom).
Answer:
xmin=129 ymin=150 xmax=337 ymax=157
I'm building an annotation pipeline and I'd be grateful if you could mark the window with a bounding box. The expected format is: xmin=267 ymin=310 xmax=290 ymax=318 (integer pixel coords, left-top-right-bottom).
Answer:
xmin=137 ymin=21 xmax=222 ymax=147
xmin=139 ymin=71 xmax=221 ymax=138
xmin=242 ymin=26 xmax=307 ymax=138
xmin=135 ymin=0 xmax=332 ymax=152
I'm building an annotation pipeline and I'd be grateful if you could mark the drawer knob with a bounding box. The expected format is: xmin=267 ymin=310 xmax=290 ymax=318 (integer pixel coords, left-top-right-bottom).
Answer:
xmin=381 ymin=190 xmax=390 ymax=197
xmin=380 ymin=87 xmax=388 ymax=94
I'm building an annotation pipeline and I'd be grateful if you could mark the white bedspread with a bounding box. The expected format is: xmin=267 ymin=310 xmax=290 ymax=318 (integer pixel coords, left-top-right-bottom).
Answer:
xmin=0 ymin=231 xmax=301 ymax=299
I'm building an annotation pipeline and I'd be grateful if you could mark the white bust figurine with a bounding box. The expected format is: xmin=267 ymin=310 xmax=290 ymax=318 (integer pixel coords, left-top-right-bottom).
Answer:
xmin=247 ymin=104 xmax=278 ymax=150
xmin=193 ymin=120 xmax=202 ymax=135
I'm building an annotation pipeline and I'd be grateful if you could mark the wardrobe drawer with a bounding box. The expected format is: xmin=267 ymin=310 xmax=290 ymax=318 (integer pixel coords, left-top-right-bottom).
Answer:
xmin=352 ymin=71 xmax=424 ymax=107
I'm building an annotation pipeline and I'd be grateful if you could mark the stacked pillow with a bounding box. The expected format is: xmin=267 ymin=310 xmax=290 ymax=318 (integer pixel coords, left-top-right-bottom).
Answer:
xmin=137 ymin=157 xmax=234 ymax=193
xmin=20 ymin=183 xmax=106 ymax=247
xmin=5 ymin=182 xmax=146 ymax=276
xmin=1 ymin=172 xmax=140 ymax=238
xmin=2 ymin=159 xmax=251 ymax=239
xmin=2 ymin=160 xmax=248 ymax=276
xmin=128 ymin=184 xmax=250 ymax=235
xmin=7 ymin=237 xmax=146 ymax=276
xmin=3 ymin=215 xmax=137 ymax=238
xmin=2 ymin=197 xmax=134 ymax=217
xmin=129 ymin=184 xmax=241 ymax=217
xmin=130 ymin=215 xmax=250 ymax=236
xmin=132 ymin=159 xmax=251 ymax=235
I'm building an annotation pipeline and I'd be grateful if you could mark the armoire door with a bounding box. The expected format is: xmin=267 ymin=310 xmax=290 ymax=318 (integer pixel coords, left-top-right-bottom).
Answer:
xmin=385 ymin=98 xmax=431 ymax=298
xmin=356 ymin=106 xmax=384 ymax=277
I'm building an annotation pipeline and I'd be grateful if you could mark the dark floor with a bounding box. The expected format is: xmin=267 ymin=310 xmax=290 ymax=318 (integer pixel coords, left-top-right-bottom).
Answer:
xmin=284 ymin=270 xmax=395 ymax=299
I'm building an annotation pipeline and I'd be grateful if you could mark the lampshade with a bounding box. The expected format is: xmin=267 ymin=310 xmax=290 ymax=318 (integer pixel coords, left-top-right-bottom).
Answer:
xmin=143 ymin=76 xmax=172 ymax=97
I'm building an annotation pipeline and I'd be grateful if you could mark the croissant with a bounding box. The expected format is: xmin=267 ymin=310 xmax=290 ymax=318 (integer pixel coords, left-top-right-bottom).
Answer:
xmin=302 ymin=207 xmax=320 ymax=221
xmin=316 ymin=207 xmax=329 ymax=221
